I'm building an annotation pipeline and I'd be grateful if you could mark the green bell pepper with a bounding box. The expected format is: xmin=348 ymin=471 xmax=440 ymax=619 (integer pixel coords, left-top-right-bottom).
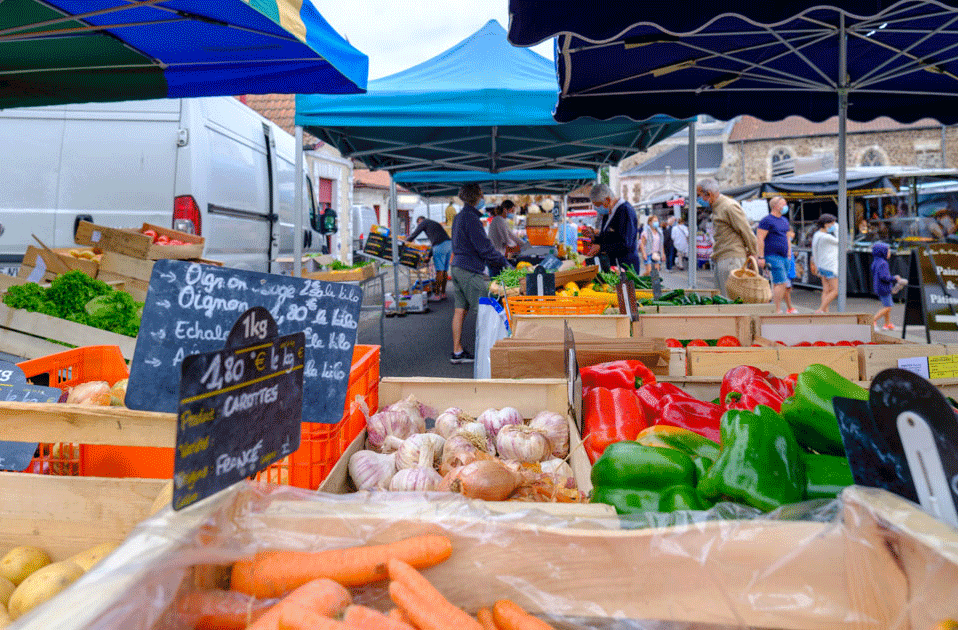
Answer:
xmin=780 ymin=364 xmax=868 ymax=456
xmin=803 ymin=453 xmax=854 ymax=499
xmin=635 ymin=425 xmax=720 ymax=480
xmin=698 ymin=405 xmax=806 ymax=512
xmin=590 ymin=441 xmax=710 ymax=515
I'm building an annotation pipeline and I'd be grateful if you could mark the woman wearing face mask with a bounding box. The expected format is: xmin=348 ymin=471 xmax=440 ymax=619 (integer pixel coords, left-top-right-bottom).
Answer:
xmin=581 ymin=183 xmax=642 ymax=273
xmin=811 ymin=213 xmax=840 ymax=313
xmin=639 ymin=215 xmax=666 ymax=275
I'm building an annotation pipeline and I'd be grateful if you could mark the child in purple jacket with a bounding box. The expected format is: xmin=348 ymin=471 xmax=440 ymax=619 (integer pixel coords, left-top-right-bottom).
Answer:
xmin=871 ymin=242 xmax=904 ymax=330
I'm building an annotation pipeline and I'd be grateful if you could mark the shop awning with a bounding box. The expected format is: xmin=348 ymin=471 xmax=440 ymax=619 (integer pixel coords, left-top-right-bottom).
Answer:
xmin=391 ymin=169 xmax=596 ymax=197
xmin=0 ymin=0 xmax=368 ymax=109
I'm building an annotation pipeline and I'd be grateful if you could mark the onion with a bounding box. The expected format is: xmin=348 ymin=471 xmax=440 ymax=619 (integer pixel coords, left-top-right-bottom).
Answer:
xmin=476 ymin=407 xmax=523 ymax=438
xmin=446 ymin=460 xmax=522 ymax=501
xmin=496 ymin=425 xmax=552 ymax=463
xmin=367 ymin=409 xmax=425 ymax=451
xmin=348 ymin=450 xmax=396 ymax=490
xmin=529 ymin=411 xmax=569 ymax=458
xmin=395 ymin=433 xmax=445 ymax=470
xmin=66 ymin=381 xmax=112 ymax=406
xmin=540 ymin=458 xmax=576 ymax=489
xmin=389 ymin=466 xmax=442 ymax=492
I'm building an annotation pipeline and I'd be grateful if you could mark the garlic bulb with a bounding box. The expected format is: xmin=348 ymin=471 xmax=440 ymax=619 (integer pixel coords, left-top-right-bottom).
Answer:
xmin=476 ymin=407 xmax=523 ymax=438
xmin=367 ymin=409 xmax=426 ymax=451
xmin=434 ymin=407 xmax=470 ymax=438
xmin=454 ymin=422 xmax=495 ymax=455
xmin=386 ymin=395 xmax=425 ymax=426
xmin=389 ymin=466 xmax=442 ymax=492
xmin=440 ymin=435 xmax=483 ymax=474
xmin=529 ymin=411 xmax=569 ymax=458
xmin=495 ymin=425 xmax=552 ymax=463
xmin=348 ymin=450 xmax=396 ymax=490
xmin=540 ymin=458 xmax=576 ymax=489
xmin=395 ymin=433 xmax=446 ymax=470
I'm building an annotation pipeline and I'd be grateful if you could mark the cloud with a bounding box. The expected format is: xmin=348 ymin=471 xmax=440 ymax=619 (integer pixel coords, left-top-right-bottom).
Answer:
xmin=318 ymin=0 xmax=553 ymax=78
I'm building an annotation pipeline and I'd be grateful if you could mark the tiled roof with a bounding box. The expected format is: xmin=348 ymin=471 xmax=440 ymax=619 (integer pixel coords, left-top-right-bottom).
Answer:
xmin=354 ymin=169 xmax=410 ymax=193
xmin=729 ymin=115 xmax=941 ymax=142
xmin=240 ymin=94 xmax=319 ymax=144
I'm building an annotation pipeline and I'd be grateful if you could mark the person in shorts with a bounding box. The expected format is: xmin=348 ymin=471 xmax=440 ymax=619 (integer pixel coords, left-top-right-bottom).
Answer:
xmin=757 ymin=196 xmax=796 ymax=313
xmin=449 ymin=183 xmax=510 ymax=364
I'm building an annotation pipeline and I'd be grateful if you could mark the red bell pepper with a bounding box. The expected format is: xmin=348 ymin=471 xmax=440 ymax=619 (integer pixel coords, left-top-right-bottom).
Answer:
xmin=656 ymin=397 xmax=723 ymax=443
xmin=581 ymin=360 xmax=657 ymax=390
xmin=723 ymin=378 xmax=785 ymax=412
xmin=582 ymin=387 xmax=648 ymax=463
xmin=635 ymin=382 xmax=695 ymax=424
xmin=784 ymin=373 xmax=798 ymax=396
xmin=721 ymin=365 xmax=791 ymax=402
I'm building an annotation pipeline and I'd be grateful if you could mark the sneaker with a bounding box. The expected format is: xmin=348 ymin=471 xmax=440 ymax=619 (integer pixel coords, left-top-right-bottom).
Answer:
xmin=786 ymin=308 xmax=799 ymax=314
xmin=450 ymin=350 xmax=474 ymax=364
xmin=883 ymin=323 xmax=896 ymax=331
xmin=428 ymin=295 xmax=443 ymax=302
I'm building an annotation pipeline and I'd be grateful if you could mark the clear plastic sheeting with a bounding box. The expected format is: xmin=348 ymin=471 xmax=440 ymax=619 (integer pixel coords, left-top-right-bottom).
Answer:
xmin=11 ymin=483 xmax=958 ymax=630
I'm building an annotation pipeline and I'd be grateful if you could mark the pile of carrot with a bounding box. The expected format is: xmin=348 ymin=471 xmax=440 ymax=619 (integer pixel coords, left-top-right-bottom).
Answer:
xmin=170 ymin=533 xmax=556 ymax=630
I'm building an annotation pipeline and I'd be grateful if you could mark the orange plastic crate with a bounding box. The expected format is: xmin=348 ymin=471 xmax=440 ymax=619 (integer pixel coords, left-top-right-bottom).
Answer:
xmin=255 ymin=344 xmax=380 ymax=490
xmin=504 ymin=295 xmax=608 ymax=328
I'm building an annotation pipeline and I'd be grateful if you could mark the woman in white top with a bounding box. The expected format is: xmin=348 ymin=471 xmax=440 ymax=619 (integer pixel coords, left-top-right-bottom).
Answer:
xmin=672 ymin=216 xmax=690 ymax=270
xmin=639 ymin=216 xmax=665 ymax=275
xmin=811 ymin=213 xmax=840 ymax=313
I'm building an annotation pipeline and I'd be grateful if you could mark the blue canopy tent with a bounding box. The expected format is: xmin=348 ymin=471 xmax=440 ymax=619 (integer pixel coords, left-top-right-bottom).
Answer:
xmin=296 ymin=19 xmax=689 ymax=292
xmin=507 ymin=0 xmax=958 ymax=310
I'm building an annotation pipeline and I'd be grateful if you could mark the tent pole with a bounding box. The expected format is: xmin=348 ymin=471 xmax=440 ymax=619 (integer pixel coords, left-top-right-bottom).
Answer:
xmin=294 ymin=125 xmax=304 ymax=278
xmin=688 ymin=120 xmax=697 ymax=289
xmin=390 ymin=178 xmax=400 ymax=304
xmin=837 ymin=14 xmax=848 ymax=313
xmin=561 ymin=193 xmax=568 ymax=256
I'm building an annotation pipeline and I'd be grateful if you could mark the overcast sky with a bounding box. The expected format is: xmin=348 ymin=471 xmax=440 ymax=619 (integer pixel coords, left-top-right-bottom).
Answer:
xmin=319 ymin=0 xmax=554 ymax=79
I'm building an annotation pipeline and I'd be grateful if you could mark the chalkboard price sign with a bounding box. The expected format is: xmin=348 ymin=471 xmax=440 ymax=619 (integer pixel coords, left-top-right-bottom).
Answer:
xmin=173 ymin=307 xmax=304 ymax=510
xmin=903 ymin=244 xmax=958 ymax=342
xmin=128 ymin=260 xmax=363 ymax=423
xmin=0 ymin=361 xmax=60 ymax=472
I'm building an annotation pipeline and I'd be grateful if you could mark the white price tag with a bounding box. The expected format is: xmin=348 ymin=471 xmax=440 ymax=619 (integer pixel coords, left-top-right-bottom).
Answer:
xmin=897 ymin=356 xmax=931 ymax=379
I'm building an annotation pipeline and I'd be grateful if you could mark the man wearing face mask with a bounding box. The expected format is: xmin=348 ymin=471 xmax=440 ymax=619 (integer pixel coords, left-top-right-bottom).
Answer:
xmin=757 ymin=196 xmax=796 ymax=313
xmin=696 ymin=178 xmax=757 ymax=297
xmin=581 ymin=183 xmax=642 ymax=273
xmin=449 ymin=183 xmax=510 ymax=364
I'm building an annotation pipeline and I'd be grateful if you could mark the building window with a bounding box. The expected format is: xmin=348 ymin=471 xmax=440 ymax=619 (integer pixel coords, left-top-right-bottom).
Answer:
xmin=916 ymin=148 xmax=943 ymax=168
xmin=770 ymin=147 xmax=793 ymax=178
xmin=860 ymin=148 xmax=885 ymax=167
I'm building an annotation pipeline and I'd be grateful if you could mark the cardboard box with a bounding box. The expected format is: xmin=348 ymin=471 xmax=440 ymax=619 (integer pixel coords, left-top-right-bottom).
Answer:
xmin=511 ymin=314 xmax=632 ymax=339
xmin=491 ymin=337 xmax=671 ymax=378
xmin=17 ymin=246 xmax=99 ymax=280
xmin=632 ymin=313 xmax=753 ymax=345
xmin=74 ymin=221 xmax=204 ymax=260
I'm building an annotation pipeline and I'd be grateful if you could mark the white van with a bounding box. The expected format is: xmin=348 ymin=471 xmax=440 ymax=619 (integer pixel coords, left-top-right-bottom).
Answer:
xmin=0 ymin=96 xmax=322 ymax=274
xmin=350 ymin=204 xmax=379 ymax=254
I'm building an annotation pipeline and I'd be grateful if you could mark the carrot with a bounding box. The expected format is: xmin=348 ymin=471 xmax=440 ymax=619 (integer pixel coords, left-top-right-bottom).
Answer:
xmin=172 ymin=589 xmax=274 ymax=630
xmin=277 ymin=607 xmax=350 ymax=630
xmin=343 ymin=604 xmax=416 ymax=630
xmin=476 ymin=606 xmax=498 ymax=630
xmin=492 ymin=600 xmax=555 ymax=630
xmin=388 ymin=579 xmax=482 ymax=630
xmin=246 ymin=579 xmax=352 ymax=630
xmin=231 ymin=535 xmax=453 ymax=598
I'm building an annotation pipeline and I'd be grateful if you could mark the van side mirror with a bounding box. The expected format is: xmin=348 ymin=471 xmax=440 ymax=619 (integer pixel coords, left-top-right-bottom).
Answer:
xmin=310 ymin=204 xmax=323 ymax=232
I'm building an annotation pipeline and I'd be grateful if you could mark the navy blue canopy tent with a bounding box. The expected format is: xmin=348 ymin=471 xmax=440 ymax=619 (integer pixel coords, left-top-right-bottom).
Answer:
xmin=507 ymin=0 xmax=958 ymax=309
xmin=297 ymin=20 xmax=689 ymax=289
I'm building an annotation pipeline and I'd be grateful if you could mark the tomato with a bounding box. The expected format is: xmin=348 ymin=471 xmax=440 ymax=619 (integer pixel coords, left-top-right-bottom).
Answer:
xmin=851 ymin=340 xmax=865 ymax=346
xmin=716 ymin=335 xmax=740 ymax=347
xmin=775 ymin=341 xmax=787 ymax=346
xmin=142 ymin=229 xmax=158 ymax=242
xmin=794 ymin=341 xmax=812 ymax=347
xmin=812 ymin=341 xmax=833 ymax=347
xmin=686 ymin=339 xmax=709 ymax=347
xmin=751 ymin=343 xmax=763 ymax=347
xmin=168 ymin=239 xmax=185 ymax=246
xmin=835 ymin=340 xmax=855 ymax=347
xmin=665 ymin=338 xmax=683 ymax=348
xmin=156 ymin=235 xmax=170 ymax=245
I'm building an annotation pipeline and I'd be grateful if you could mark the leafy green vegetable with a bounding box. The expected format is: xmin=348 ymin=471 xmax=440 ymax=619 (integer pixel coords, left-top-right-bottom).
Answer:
xmin=2 ymin=271 xmax=141 ymax=337
xmin=493 ymin=267 xmax=532 ymax=288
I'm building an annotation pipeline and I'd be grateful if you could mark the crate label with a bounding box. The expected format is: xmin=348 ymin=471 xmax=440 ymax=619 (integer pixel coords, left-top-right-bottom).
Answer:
xmin=127 ymin=260 xmax=362 ymax=423
xmin=928 ymin=354 xmax=958 ymax=379
xmin=25 ymin=256 xmax=46 ymax=284
xmin=173 ymin=307 xmax=303 ymax=510
xmin=898 ymin=356 xmax=931 ymax=379
xmin=0 ymin=361 xmax=59 ymax=472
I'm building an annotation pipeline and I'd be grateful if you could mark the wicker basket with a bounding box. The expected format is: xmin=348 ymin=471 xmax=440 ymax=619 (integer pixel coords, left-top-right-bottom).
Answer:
xmin=725 ymin=257 xmax=772 ymax=304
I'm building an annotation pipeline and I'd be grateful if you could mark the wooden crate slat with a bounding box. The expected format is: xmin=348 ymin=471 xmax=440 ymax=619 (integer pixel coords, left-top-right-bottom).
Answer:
xmin=0 ymin=402 xmax=175 ymax=447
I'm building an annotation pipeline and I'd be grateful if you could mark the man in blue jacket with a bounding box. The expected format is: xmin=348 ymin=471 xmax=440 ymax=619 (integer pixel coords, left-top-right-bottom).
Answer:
xmin=449 ymin=183 xmax=510 ymax=364
xmin=582 ymin=183 xmax=642 ymax=273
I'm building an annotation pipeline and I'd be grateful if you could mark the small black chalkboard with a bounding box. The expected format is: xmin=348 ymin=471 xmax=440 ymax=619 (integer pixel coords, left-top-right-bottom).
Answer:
xmin=616 ymin=273 xmax=639 ymax=322
xmin=525 ymin=266 xmax=555 ymax=296
xmin=173 ymin=307 xmax=305 ymax=510
xmin=127 ymin=260 xmax=362 ymax=423
xmin=563 ymin=323 xmax=582 ymax=434
xmin=0 ymin=361 xmax=59 ymax=472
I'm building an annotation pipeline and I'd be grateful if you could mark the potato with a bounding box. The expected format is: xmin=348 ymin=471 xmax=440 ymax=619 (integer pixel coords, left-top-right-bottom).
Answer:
xmin=67 ymin=543 xmax=116 ymax=572
xmin=0 ymin=602 xmax=10 ymax=629
xmin=8 ymin=561 xmax=83 ymax=620
xmin=0 ymin=577 xmax=12 ymax=607
xmin=0 ymin=547 xmax=50 ymax=586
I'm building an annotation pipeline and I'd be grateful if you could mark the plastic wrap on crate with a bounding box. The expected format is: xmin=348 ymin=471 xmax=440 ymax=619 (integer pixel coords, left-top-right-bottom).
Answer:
xmin=13 ymin=483 xmax=958 ymax=630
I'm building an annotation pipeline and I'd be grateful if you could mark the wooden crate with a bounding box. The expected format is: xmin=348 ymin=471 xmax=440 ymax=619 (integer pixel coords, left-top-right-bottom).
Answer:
xmin=17 ymin=246 xmax=99 ymax=280
xmin=858 ymin=341 xmax=958 ymax=380
xmin=0 ymin=401 xmax=171 ymax=562
xmin=632 ymin=313 xmax=753 ymax=345
xmin=320 ymin=377 xmax=599 ymax=498
xmin=0 ymin=304 xmax=137 ymax=360
xmin=753 ymin=312 xmax=872 ymax=340
xmin=512 ymin=314 xmax=632 ymax=339
xmin=686 ymin=345 xmax=860 ymax=379
xmin=491 ymin=338 xmax=671 ymax=379
xmin=303 ymin=264 xmax=376 ymax=282
xmin=75 ymin=221 xmax=204 ymax=260
xmin=24 ymin=483 xmax=958 ymax=630
xmin=656 ymin=302 xmax=776 ymax=315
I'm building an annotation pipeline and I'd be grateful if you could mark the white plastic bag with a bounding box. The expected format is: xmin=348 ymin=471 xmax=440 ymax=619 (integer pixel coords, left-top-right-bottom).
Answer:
xmin=473 ymin=297 xmax=509 ymax=379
